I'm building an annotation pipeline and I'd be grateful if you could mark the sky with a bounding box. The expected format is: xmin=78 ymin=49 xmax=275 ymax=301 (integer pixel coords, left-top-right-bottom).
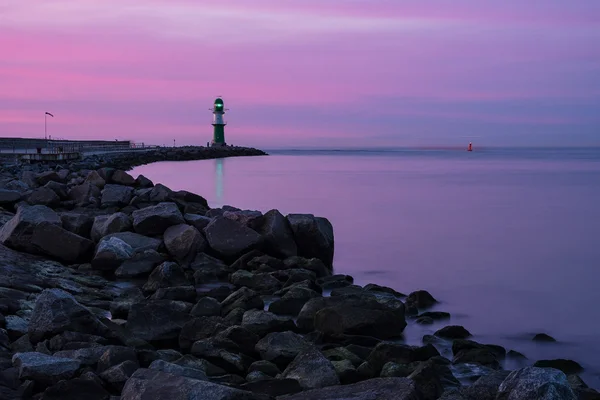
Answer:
xmin=1 ymin=0 xmax=599 ymax=148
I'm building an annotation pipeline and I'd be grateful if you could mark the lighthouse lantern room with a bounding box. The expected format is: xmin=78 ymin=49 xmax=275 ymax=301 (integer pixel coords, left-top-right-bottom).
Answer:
xmin=211 ymin=98 xmax=227 ymax=147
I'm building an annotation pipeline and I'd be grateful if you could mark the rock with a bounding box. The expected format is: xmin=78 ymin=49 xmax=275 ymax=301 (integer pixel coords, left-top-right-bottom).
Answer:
xmin=0 ymin=205 xmax=61 ymax=253
xmin=101 ymin=184 xmax=134 ymax=208
xmin=163 ymin=224 xmax=206 ymax=263
xmin=151 ymin=286 xmax=196 ymax=302
xmin=367 ymin=343 xmax=440 ymax=374
xmin=132 ymin=202 xmax=185 ymax=236
xmin=496 ymin=367 xmax=576 ymax=400
xmin=381 ymin=361 xmax=414 ymax=378
xmin=507 ymin=350 xmax=528 ymax=360
xmin=203 ymin=216 xmax=263 ymax=260
xmin=120 ymin=368 xmax=263 ymax=400
xmin=284 ymin=257 xmax=330 ymax=278
xmin=269 ymin=286 xmax=320 ymax=316
xmin=317 ymin=275 xmax=354 ymax=290
xmin=533 ymin=333 xmax=557 ymax=342
xmin=178 ymin=316 xmax=232 ymax=352
xmin=142 ymin=261 xmax=189 ymax=293
xmin=100 ymin=231 xmax=162 ymax=252
xmin=190 ymin=337 xmax=254 ymax=374
xmin=221 ymin=287 xmax=264 ymax=316
xmin=446 ymin=370 xmax=511 ymax=400
xmin=314 ymin=303 xmax=406 ymax=339
xmin=405 ymin=290 xmax=437 ymax=310
xmin=84 ymin=171 xmax=106 ymax=188
xmin=97 ymin=346 xmax=138 ymax=373
xmin=44 ymin=181 xmax=68 ymax=199
xmin=3 ymin=179 xmax=29 ymax=192
xmin=283 ymin=377 xmax=420 ymax=400
xmin=68 ymin=183 xmax=101 ymax=205
xmin=241 ymin=310 xmax=296 ymax=337
xmin=111 ymin=170 xmax=135 ymax=186
xmin=135 ymin=175 xmax=153 ymax=188
xmin=115 ymin=249 xmax=166 ymax=278
xmin=184 ymin=213 xmax=212 ymax=231
xmin=191 ymin=297 xmax=222 ymax=317
xmin=149 ymin=359 xmax=208 ymax=380
xmin=60 ymin=212 xmax=94 ymax=238
xmin=28 ymin=289 xmax=114 ymax=344
xmin=255 ymin=331 xmax=314 ymax=367
xmin=28 ymin=187 xmax=60 ymax=207
xmin=434 ymin=325 xmax=472 ymax=339
xmin=364 ymin=283 xmax=406 ymax=297
xmin=29 ymin=222 xmax=94 ymax=263
xmin=12 ymin=352 xmax=81 ymax=386
xmin=242 ymin=378 xmax=303 ymax=397
xmin=5 ymin=315 xmax=28 ymax=340
xmin=99 ymin=360 xmax=138 ymax=392
xmin=533 ymin=359 xmax=583 ymax=375
xmin=246 ymin=370 xmax=274 ymax=382
xmin=126 ymin=300 xmax=191 ymax=342
xmin=191 ymin=252 xmax=229 ymax=283
xmin=171 ymin=355 xmax=226 ymax=376
xmin=0 ymin=189 xmax=21 ymax=205
xmin=216 ymin=325 xmax=259 ymax=355
xmin=418 ymin=311 xmax=451 ymax=320
xmin=332 ymin=359 xmax=360 ymax=384
xmin=90 ymin=213 xmax=131 ymax=242
xmin=452 ymin=340 xmax=502 ymax=369
xmin=39 ymin=377 xmax=111 ymax=400
xmin=323 ymin=347 xmax=364 ymax=368
xmin=230 ymin=270 xmax=282 ymax=294
xmin=36 ymin=171 xmax=61 ymax=186
xmin=248 ymin=360 xmax=281 ymax=376
xmin=92 ymin=236 xmax=134 ymax=270
xmin=258 ymin=209 xmax=298 ymax=258
xmin=406 ymin=359 xmax=447 ymax=400
xmin=286 ymin=214 xmax=334 ymax=267
xmin=281 ymin=349 xmax=340 ymax=389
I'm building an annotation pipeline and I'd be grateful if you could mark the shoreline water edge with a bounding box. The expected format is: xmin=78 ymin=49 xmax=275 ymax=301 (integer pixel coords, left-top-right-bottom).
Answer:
xmin=0 ymin=148 xmax=597 ymax=399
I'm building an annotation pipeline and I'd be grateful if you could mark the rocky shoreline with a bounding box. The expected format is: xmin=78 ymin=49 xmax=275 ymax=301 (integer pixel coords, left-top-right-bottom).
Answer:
xmin=0 ymin=153 xmax=598 ymax=399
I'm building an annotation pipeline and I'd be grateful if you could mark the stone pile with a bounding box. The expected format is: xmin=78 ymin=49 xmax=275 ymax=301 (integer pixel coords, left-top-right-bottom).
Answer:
xmin=0 ymin=161 xmax=597 ymax=399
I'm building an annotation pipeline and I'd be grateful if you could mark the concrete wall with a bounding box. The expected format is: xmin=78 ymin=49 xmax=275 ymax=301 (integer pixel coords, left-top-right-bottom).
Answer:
xmin=0 ymin=138 xmax=132 ymax=153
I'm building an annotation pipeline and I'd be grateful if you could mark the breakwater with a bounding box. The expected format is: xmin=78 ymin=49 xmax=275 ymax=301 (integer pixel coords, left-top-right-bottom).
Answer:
xmin=0 ymin=152 xmax=596 ymax=399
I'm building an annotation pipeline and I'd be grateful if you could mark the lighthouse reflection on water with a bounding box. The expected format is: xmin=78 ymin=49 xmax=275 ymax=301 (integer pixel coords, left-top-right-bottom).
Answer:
xmin=214 ymin=158 xmax=224 ymax=207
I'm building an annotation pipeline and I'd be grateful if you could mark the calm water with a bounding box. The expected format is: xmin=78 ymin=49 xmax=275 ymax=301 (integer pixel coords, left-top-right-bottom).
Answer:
xmin=131 ymin=147 xmax=600 ymax=388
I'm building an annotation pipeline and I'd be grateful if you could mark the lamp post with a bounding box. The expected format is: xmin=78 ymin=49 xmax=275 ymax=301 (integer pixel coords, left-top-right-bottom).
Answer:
xmin=45 ymin=112 xmax=54 ymax=142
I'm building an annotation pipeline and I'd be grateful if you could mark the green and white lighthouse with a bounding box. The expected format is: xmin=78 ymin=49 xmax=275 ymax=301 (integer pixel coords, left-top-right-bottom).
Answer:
xmin=211 ymin=97 xmax=227 ymax=146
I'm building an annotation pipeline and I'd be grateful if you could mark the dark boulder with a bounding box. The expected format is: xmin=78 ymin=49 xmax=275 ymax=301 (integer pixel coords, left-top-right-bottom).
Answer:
xmin=126 ymin=300 xmax=191 ymax=342
xmin=248 ymin=360 xmax=281 ymax=376
xmin=191 ymin=297 xmax=222 ymax=317
xmin=184 ymin=213 xmax=212 ymax=231
xmin=142 ymin=261 xmax=189 ymax=293
xmin=68 ymin=183 xmax=101 ymax=206
xmin=284 ymin=257 xmax=331 ymax=278
xmin=39 ymin=377 xmax=110 ymax=400
xmin=281 ymin=349 xmax=340 ymax=389
xmin=257 ymin=209 xmax=298 ymax=258
xmin=31 ymin=222 xmax=94 ymax=263
xmin=533 ymin=333 xmax=557 ymax=342
xmin=110 ymin=170 xmax=135 ymax=186
xmin=98 ymin=359 xmax=138 ymax=392
xmin=149 ymin=359 xmax=208 ymax=381
xmin=178 ymin=316 xmax=232 ymax=352
xmin=163 ymin=224 xmax=206 ymax=263
xmin=367 ymin=343 xmax=440 ymax=374
xmin=221 ymin=287 xmax=264 ymax=316
xmin=0 ymin=189 xmax=22 ymax=206
xmin=434 ymin=325 xmax=472 ymax=340
xmin=241 ymin=310 xmax=296 ymax=337
xmin=92 ymin=236 xmax=134 ymax=271
xmin=28 ymin=187 xmax=60 ymax=207
xmin=314 ymin=304 xmax=406 ymax=339
xmin=405 ymin=290 xmax=437 ymax=310
xmin=279 ymin=377 xmax=420 ymax=400
xmin=115 ymin=249 xmax=166 ymax=278
xmin=100 ymin=231 xmax=162 ymax=252
xmin=364 ymin=283 xmax=406 ymax=298
xmin=203 ymin=216 xmax=263 ymax=260
xmin=269 ymin=286 xmax=320 ymax=316
xmin=496 ymin=367 xmax=576 ymax=400
xmin=84 ymin=171 xmax=106 ymax=189
xmin=12 ymin=352 xmax=81 ymax=386
xmin=533 ymin=359 xmax=583 ymax=375
xmin=90 ymin=213 xmax=131 ymax=242
xmin=286 ymin=214 xmax=334 ymax=267
xmin=132 ymin=202 xmax=184 ymax=236
xmin=60 ymin=212 xmax=94 ymax=238
xmin=43 ymin=181 xmax=68 ymax=199
xmin=241 ymin=378 xmax=303 ymax=397
xmin=100 ymin=184 xmax=134 ymax=208
xmin=135 ymin=174 xmax=154 ymax=188
xmin=0 ymin=204 xmax=61 ymax=254
xmin=230 ymin=270 xmax=282 ymax=294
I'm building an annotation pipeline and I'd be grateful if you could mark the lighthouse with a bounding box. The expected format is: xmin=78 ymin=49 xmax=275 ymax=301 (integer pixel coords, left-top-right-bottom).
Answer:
xmin=211 ymin=98 xmax=227 ymax=147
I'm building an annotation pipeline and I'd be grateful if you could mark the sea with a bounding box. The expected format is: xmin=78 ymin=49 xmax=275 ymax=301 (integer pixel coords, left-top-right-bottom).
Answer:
xmin=131 ymin=146 xmax=600 ymax=388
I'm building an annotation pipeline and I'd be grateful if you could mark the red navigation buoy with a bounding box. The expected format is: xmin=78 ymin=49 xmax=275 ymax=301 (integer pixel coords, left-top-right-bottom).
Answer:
xmin=467 ymin=142 xmax=473 ymax=152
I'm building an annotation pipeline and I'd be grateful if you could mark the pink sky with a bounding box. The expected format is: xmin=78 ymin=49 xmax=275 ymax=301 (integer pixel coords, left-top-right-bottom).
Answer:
xmin=1 ymin=0 xmax=599 ymax=147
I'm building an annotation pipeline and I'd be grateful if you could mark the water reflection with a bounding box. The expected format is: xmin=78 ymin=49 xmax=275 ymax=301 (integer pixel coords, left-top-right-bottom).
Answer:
xmin=215 ymin=158 xmax=224 ymax=206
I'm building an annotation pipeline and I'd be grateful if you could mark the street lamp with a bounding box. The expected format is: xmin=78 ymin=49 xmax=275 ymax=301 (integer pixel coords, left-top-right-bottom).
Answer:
xmin=45 ymin=112 xmax=54 ymax=141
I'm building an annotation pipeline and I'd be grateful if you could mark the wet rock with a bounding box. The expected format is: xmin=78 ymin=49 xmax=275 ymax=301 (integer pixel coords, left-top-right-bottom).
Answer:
xmin=364 ymin=283 xmax=406 ymax=297
xmin=68 ymin=183 xmax=101 ymax=206
xmin=31 ymin=222 xmax=94 ymax=263
xmin=405 ymin=290 xmax=437 ymax=310
xmin=381 ymin=361 xmax=415 ymax=378
xmin=435 ymin=325 xmax=472 ymax=340
xmin=258 ymin=209 xmax=298 ymax=259
xmin=444 ymin=370 xmax=511 ymax=400
xmin=97 ymin=346 xmax=138 ymax=373
xmin=221 ymin=287 xmax=264 ymax=316
xmin=322 ymin=346 xmax=364 ymax=368
xmin=216 ymin=325 xmax=259 ymax=355
xmin=332 ymin=359 xmax=360 ymax=384
xmin=286 ymin=377 xmax=420 ymax=400
xmin=284 ymin=257 xmax=330 ymax=278
xmin=191 ymin=252 xmax=229 ymax=283
xmin=191 ymin=297 xmax=222 ymax=317
xmin=99 ymin=360 xmax=138 ymax=392
xmin=255 ymin=331 xmax=313 ymax=368
xmin=39 ymin=377 xmax=111 ymax=400
xmin=286 ymin=214 xmax=334 ymax=268
xmin=36 ymin=171 xmax=61 ymax=186
xmin=111 ymin=170 xmax=135 ymax=186
xmin=12 ymin=352 xmax=81 ymax=386
xmin=269 ymin=286 xmax=320 ymax=316
xmin=92 ymin=236 xmax=134 ymax=271
xmin=115 ymin=249 xmax=166 ymax=278
xmin=126 ymin=300 xmax=191 ymax=342
xmin=135 ymin=174 xmax=153 ymax=188
xmin=171 ymin=354 xmax=226 ymax=376
xmin=164 ymin=224 xmax=206 ymax=264
xmin=507 ymin=349 xmax=528 ymax=360
xmin=367 ymin=343 xmax=440 ymax=374
xmin=533 ymin=333 xmax=557 ymax=342
xmin=149 ymin=359 xmax=208 ymax=380
xmin=190 ymin=337 xmax=253 ymax=373
xmin=248 ymin=360 xmax=281 ymax=376
xmin=43 ymin=181 xmax=68 ymax=199
xmin=151 ymin=286 xmax=196 ymax=302
xmin=101 ymin=184 xmax=134 ymax=208
xmin=317 ymin=275 xmax=354 ymax=290
xmin=533 ymin=359 xmax=583 ymax=375
xmin=60 ymin=212 xmax=94 ymax=238
xmin=245 ymin=370 xmax=271 ymax=382
xmin=5 ymin=315 xmax=28 ymax=340
xmin=496 ymin=367 xmax=576 ymax=400
xmin=0 ymin=204 xmax=61 ymax=253
xmin=242 ymin=310 xmax=296 ymax=337
xmin=418 ymin=311 xmax=451 ymax=320
xmin=567 ymin=375 xmax=600 ymax=400
xmin=28 ymin=289 xmax=114 ymax=344
xmin=90 ymin=213 xmax=131 ymax=242
xmin=452 ymin=339 xmax=502 ymax=369
xmin=407 ymin=359 xmax=447 ymax=400
xmin=142 ymin=261 xmax=189 ymax=293
xmin=121 ymin=368 xmax=263 ymax=400
xmin=204 ymin=216 xmax=263 ymax=260
xmin=132 ymin=202 xmax=184 ymax=236
xmin=282 ymin=349 xmax=340 ymax=389
xmin=231 ymin=270 xmax=282 ymax=294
